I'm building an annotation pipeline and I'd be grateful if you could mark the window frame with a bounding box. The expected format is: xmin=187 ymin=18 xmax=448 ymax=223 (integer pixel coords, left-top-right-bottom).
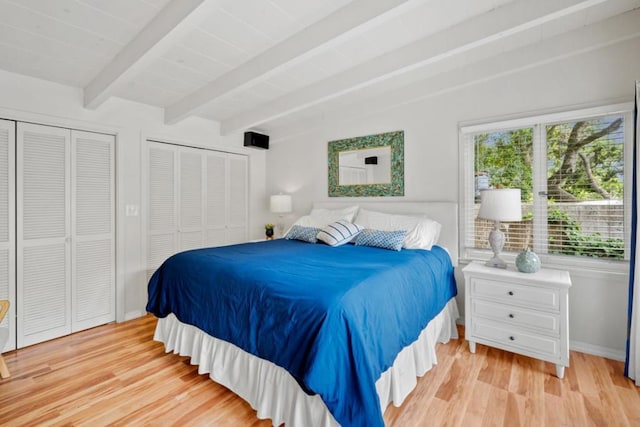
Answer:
xmin=458 ymin=102 xmax=633 ymax=274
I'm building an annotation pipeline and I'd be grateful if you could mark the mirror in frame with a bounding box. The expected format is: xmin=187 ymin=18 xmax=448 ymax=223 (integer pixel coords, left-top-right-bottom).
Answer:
xmin=328 ymin=130 xmax=404 ymax=197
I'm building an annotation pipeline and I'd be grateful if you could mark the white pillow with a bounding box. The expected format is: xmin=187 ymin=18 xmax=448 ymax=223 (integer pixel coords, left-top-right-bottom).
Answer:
xmin=286 ymin=206 xmax=359 ymax=235
xmin=317 ymin=220 xmax=362 ymax=247
xmin=404 ymin=217 xmax=441 ymax=250
xmin=354 ymin=208 xmax=441 ymax=250
xmin=310 ymin=206 xmax=359 ymax=224
xmin=287 ymin=215 xmax=321 ymax=231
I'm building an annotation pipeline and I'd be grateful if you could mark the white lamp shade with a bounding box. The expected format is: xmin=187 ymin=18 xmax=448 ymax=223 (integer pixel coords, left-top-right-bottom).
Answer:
xmin=270 ymin=194 xmax=292 ymax=213
xmin=477 ymin=189 xmax=522 ymax=222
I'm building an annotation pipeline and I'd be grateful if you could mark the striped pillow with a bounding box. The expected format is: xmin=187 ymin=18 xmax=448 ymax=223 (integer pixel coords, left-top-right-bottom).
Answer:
xmin=317 ymin=220 xmax=362 ymax=247
xmin=355 ymin=229 xmax=407 ymax=251
xmin=285 ymin=225 xmax=320 ymax=243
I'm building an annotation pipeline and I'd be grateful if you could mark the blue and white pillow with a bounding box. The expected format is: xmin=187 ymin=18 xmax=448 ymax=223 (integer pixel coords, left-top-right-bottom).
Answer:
xmin=355 ymin=229 xmax=407 ymax=251
xmin=285 ymin=225 xmax=320 ymax=243
xmin=317 ymin=220 xmax=362 ymax=247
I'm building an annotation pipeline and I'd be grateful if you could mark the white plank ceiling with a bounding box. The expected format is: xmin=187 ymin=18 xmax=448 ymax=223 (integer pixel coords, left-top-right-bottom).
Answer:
xmin=0 ymin=0 xmax=638 ymax=139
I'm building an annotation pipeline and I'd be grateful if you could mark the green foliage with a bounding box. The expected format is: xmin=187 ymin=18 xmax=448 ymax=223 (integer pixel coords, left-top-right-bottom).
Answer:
xmin=475 ymin=117 xmax=624 ymax=202
xmin=547 ymin=208 xmax=624 ymax=259
xmin=546 ymin=121 xmax=623 ymax=200
xmin=475 ymin=129 xmax=534 ymax=201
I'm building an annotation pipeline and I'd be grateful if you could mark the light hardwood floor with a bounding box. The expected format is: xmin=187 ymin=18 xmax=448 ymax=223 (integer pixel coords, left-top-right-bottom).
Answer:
xmin=1 ymin=315 xmax=639 ymax=426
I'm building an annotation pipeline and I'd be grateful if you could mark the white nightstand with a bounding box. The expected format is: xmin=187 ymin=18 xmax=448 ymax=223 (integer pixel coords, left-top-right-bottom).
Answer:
xmin=463 ymin=261 xmax=572 ymax=378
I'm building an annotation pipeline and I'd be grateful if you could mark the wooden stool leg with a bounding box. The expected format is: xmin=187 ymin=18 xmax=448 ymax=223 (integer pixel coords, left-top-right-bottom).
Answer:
xmin=0 ymin=355 xmax=10 ymax=379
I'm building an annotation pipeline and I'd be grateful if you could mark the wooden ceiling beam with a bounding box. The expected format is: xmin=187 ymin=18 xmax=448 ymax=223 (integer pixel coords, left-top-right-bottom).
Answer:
xmin=164 ymin=0 xmax=419 ymax=125
xmin=83 ymin=0 xmax=220 ymax=110
xmin=268 ymin=8 xmax=640 ymax=142
xmin=219 ymin=0 xmax=607 ymax=135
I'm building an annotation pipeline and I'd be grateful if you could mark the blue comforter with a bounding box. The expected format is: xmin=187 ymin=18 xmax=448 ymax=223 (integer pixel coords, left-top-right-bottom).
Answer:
xmin=146 ymin=239 xmax=457 ymax=427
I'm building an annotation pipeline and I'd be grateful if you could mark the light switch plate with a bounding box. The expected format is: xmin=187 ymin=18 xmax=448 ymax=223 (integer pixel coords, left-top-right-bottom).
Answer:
xmin=126 ymin=204 xmax=139 ymax=217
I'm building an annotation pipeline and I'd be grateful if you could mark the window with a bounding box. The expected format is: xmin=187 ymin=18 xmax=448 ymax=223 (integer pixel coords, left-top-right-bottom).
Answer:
xmin=460 ymin=104 xmax=633 ymax=267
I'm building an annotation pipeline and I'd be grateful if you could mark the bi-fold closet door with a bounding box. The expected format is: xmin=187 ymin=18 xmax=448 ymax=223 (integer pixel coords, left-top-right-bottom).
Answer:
xmin=0 ymin=119 xmax=16 ymax=353
xmin=146 ymin=141 xmax=248 ymax=281
xmin=13 ymin=122 xmax=115 ymax=349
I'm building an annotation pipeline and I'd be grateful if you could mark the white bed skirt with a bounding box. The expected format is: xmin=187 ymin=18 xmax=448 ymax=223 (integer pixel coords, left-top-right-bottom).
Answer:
xmin=154 ymin=297 xmax=459 ymax=427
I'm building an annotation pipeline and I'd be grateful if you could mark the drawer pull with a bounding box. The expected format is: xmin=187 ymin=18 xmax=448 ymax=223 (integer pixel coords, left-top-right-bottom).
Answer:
xmin=508 ymin=291 xmax=514 ymax=296
xmin=509 ymin=336 xmax=515 ymax=341
xmin=508 ymin=313 xmax=514 ymax=319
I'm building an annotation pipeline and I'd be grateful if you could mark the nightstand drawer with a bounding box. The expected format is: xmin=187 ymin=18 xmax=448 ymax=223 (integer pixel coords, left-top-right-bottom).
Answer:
xmin=471 ymin=277 xmax=559 ymax=311
xmin=472 ymin=318 xmax=560 ymax=358
xmin=472 ymin=299 xmax=560 ymax=335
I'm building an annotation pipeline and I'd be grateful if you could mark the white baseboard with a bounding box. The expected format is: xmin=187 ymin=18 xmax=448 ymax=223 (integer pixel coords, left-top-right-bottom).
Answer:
xmin=124 ymin=309 xmax=144 ymax=321
xmin=569 ymin=340 xmax=625 ymax=361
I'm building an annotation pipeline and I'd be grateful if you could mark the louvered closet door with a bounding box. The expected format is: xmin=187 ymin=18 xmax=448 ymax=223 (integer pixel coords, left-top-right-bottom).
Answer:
xmin=0 ymin=120 xmax=15 ymax=352
xmin=71 ymin=131 xmax=115 ymax=332
xmin=147 ymin=142 xmax=178 ymax=281
xmin=226 ymin=155 xmax=248 ymax=244
xmin=205 ymin=151 xmax=227 ymax=246
xmin=17 ymin=123 xmax=71 ymax=348
xmin=179 ymin=148 xmax=204 ymax=251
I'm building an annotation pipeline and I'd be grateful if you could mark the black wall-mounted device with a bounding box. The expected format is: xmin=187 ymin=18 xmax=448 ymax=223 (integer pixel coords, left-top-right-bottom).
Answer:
xmin=364 ymin=156 xmax=378 ymax=165
xmin=244 ymin=131 xmax=269 ymax=150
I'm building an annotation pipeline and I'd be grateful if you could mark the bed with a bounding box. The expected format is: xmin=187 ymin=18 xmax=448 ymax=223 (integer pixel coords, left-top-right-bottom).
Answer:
xmin=147 ymin=202 xmax=459 ymax=427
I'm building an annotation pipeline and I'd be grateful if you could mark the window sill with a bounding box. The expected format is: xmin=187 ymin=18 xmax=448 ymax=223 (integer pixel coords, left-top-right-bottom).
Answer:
xmin=461 ymin=249 xmax=629 ymax=279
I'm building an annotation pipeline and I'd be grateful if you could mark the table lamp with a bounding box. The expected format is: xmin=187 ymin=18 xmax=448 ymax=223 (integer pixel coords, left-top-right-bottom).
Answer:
xmin=477 ymin=189 xmax=522 ymax=269
xmin=270 ymin=194 xmax=292 ymax=237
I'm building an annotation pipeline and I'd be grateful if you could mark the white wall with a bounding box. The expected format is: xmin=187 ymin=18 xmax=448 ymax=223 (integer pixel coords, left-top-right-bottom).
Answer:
xmin=0 ymin=69 xmax=267 ymax=321
xmin=265 ymin=37 xmax=640 ymax=359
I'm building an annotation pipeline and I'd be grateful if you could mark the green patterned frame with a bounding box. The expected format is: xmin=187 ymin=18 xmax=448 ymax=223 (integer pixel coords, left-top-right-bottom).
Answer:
xmin=328 ymin=130 xmax=404 ymax=197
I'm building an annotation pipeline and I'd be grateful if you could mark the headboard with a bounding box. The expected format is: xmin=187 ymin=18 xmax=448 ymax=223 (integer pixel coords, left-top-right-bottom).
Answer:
xmin=312 ymin=201 xmax=458 ymax=266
